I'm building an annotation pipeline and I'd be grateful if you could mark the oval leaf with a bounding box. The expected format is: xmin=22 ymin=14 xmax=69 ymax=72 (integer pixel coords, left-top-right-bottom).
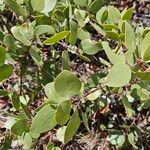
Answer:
xmin=54 ymin=70 xmax=82 ymax=97
xmin=106 ymin=63 xmax=131 ymax=87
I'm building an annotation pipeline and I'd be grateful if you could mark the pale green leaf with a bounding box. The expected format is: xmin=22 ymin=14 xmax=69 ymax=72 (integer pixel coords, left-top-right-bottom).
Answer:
xmin=81 ymin=39 xmax=101 ymax=55
xmin=106 ymin=63 xmax=131 ymax=87
xmin=54 ymin=70 xmax=82 ymax=97
xmin=30 ymin=105 xmax=57 ymax=138
xmin=44 ymin=82 xmax=69 ymax=104
xmin=125 ymin=22 xmax=135 ymax=52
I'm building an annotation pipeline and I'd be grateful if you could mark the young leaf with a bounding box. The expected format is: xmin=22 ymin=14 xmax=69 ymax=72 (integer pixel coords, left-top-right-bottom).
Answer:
xmin=3 ymin=0 xmax=27 ymax=17
xmin=106 ymin=31 xmax=120 ymax=41
xmin=0 ymin=46 xmax=6 ymax=67
xmin=0 ymin=64 xmax=13 ymax=82
xmin=54 ymin=70 xmax=82 ymax=97
xmin=30 ymin=105 xmax=57 ymax=138
xmin=43 ymin=31 xmax=69 ymax=45
xmin=81 ymin=39 xmax=101 ymax=55
xmin=64 ymin=110 xmax=80 ymax=144
xmin=106 ymin=63 xmax=131 ymax=87
xmin=121 ymin=8 xmax=134 ymax=20
xmin=69 ymin=20 xmax=78 ymax=45
xmin=55 ymin=100 xmax=71 ymax=125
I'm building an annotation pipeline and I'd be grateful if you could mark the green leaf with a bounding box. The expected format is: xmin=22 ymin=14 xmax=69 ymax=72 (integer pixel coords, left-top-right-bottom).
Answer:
xmin=62 ymin=50 xmax=70 ymax=70
xmin=11 ymin=26 xmax=31 ymax=46
xmin=34 ymin=25 xmax=55 ymax=37
xmin=40 ymin=0 xmax=57 ymax=14
xmin=4 ymin=34 xmax=16 ymax=52
xmin=102 ymin=42 xmax=125 ymax=65
xmin=125 ymin=22 xmax=135 ymax=52
xmin=73 ymin=0 xmax=87 ymax=7
xmin=121 ymin=8 xmax=134 ymax=20
xmin=141 ymin=31 xmax=150 ymax=59
xmin=56 ymin=126 xmax=67 ymax=143
xmin=106 ymin=63 xmax=131 ymax=87
xmin=0 ymin=89 xmax=9 ymax=96
xmin=135 ymin=72 xmax=150 ymax=81
xmin=64 ymin=110 xmax=80 ymax=144
xmin=21 ymin=103 xmax=32 ymax=120
xmin=0 ymin=46 xmax=6 ymax=67
xmin=30 ymin=104 xmax=57 ymax=138
xmin=69 ymin=20 xmax=78 ymax=45
xmin=54 ymin=70 xmax=82 ymax=97
xmin=77 ymin=28 xmax=90 ymax=40
xmin=11 ymin=119 xmax=27 ymax=136
xmin=96 ymin=7 xmax=108 ymax=25
xmin=43 ymin=31 xmax=69 ymax=45
xmin=107 ymin=6 xmax=120 ymax=23
xmin=0 ymin=64 xmax=13 ymax=82
xmin=106 ymin=31 xmax=120 ymax=41
xmin=55 ymin=100 xmax=71 ymax=125
xmin=81 ymin=39 xmax=101 ymax=55
xmin=11 ymin=92 xmax=20 ymax=110
xmin=31 ymin=0 xmax=45 ymax=12
xmin=44 ymin=82 xmax=69 ymax=104
xmin=128 ymin=132 xmax=138 ymax=149
xmin=88 ymin=0 xmax=104 ymax=14
xmin=143 ymin=45 xmax=150 ymax=62
xmin=103 ymin=24 xmax=118 ymax=30
xmin=29 ymin=46 xmax=43 ymax=67
xmin=81 ymin=111 xmax=90 ymax=133
xmin=3 ymin=0 xmax=27 ymax=17
xmin=23 ymin=133 xmax=33 ymax=150
xmin=122 ymin=96 xmax=134 ymax=118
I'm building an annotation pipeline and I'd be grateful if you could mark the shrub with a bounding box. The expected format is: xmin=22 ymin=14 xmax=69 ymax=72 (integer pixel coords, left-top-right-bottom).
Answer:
xmin=0 ymin=0 xmax=149 ymax=149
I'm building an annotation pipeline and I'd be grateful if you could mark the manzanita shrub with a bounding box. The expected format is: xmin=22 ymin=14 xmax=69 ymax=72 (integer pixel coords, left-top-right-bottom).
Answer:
xmin=0 ymin=0 xmax=150 ymax=149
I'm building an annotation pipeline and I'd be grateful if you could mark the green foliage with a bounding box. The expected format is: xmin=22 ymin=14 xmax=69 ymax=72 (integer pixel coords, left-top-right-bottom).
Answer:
xmin=0 ymin=0 xmax=150 ymax=149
